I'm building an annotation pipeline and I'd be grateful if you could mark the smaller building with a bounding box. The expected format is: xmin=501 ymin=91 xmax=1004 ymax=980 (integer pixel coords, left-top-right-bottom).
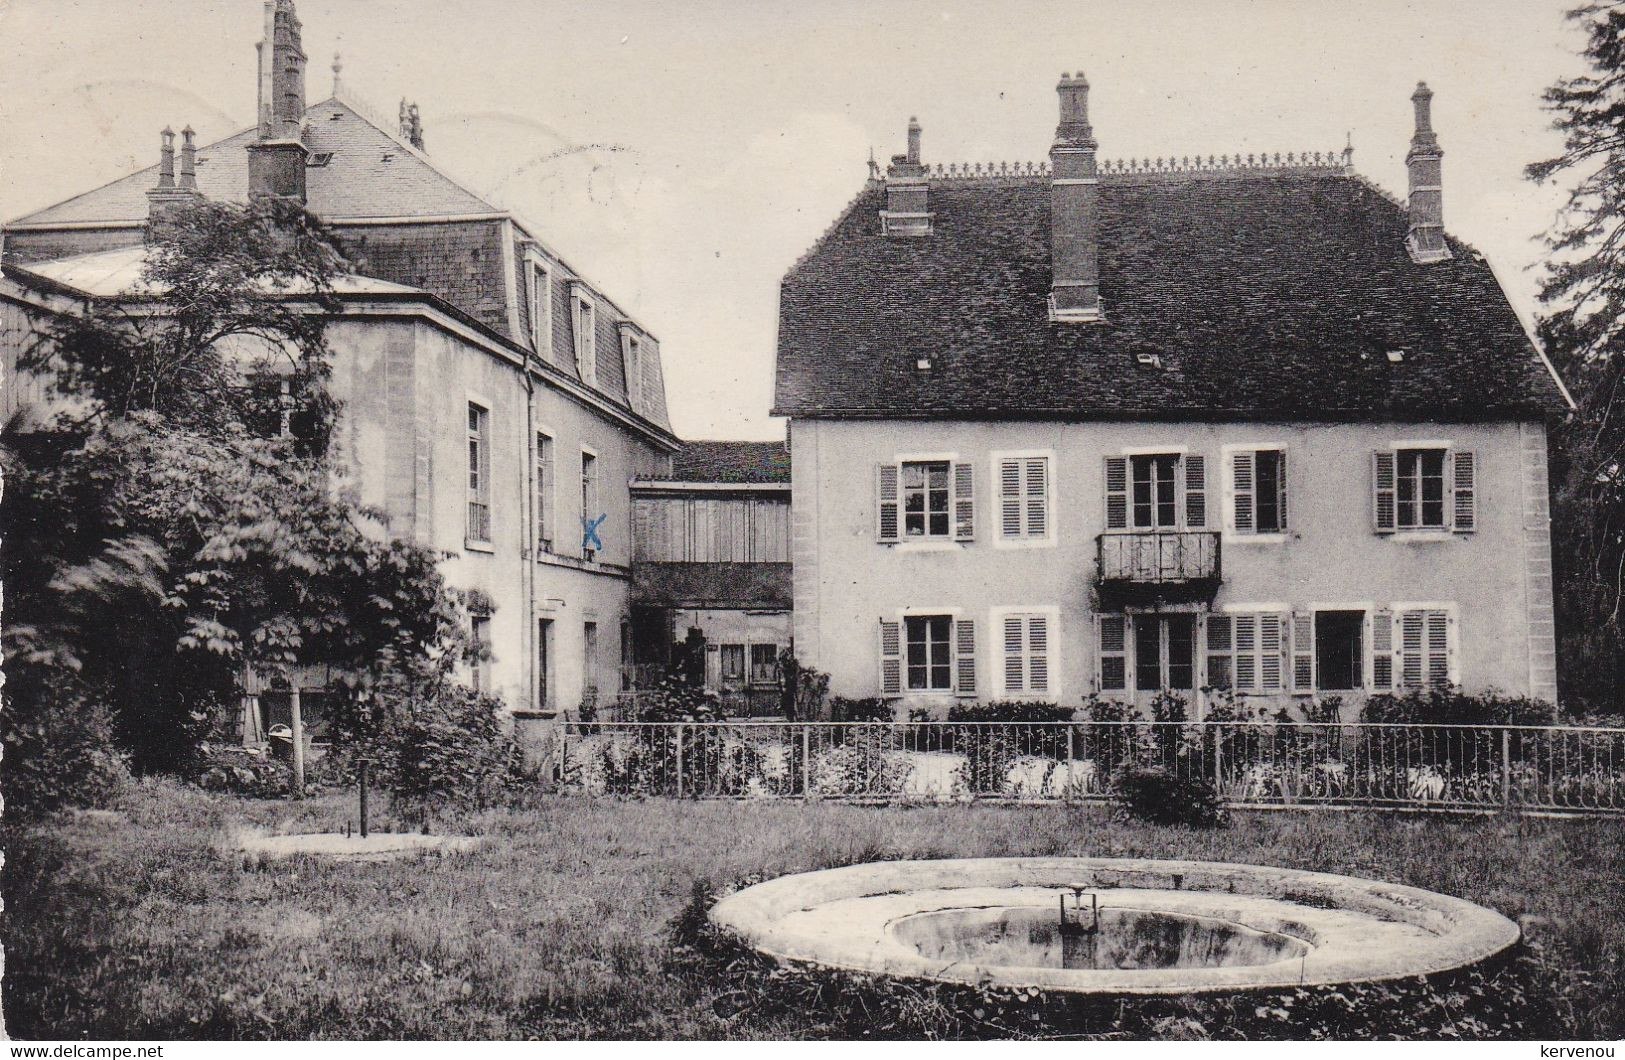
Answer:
xmin=630 ymin=440 xmax=792 ymax=715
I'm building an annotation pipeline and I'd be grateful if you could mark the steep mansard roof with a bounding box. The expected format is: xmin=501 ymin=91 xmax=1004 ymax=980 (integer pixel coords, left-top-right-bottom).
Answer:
xmin=5 ymin=96 xmax=674 ymax=437
xmin=773 ymin=169 xmax=1569 ymax=421
xmin=8 ymin=97 xmax=494 ymax=225
xmin=669 ymin=440 xmax=791 ymax=484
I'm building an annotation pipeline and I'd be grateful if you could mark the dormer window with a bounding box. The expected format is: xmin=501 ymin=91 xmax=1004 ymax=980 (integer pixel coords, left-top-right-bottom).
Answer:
xmin=526 ymin=252 xmax=553 ymax=361
xmin=570 ymin=284 xmax=597 ymax=387
xmin=619 ymin=324 xmax=644 ymax=413
xmin=306 ymin=152 xmax=334 ymax=167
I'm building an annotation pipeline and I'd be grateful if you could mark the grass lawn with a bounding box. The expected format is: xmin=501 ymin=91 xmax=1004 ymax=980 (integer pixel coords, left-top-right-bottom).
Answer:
xmin=4 ymin=780 xmax=1622 ymax=1040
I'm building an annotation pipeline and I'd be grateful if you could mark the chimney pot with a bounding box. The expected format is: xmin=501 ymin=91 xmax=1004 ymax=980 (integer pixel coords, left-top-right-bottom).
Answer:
xmin=179 ymin=126 xmax=198 ymax=190
xmin=880 ymin=116 xmax=930 ymax=236
xmin=1049 ymin=71 xmax=1102 ymax=321
xmin=1405 ymin=80 xmax=1450 ymax=264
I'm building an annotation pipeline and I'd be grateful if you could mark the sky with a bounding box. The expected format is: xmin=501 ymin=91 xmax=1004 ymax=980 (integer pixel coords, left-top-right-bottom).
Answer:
xmin=0 ymin=0 xmax=1588 ymax=440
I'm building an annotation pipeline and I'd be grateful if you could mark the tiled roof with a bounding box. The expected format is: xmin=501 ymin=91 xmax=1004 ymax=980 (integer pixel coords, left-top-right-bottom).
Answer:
xmin=7 ymin=97 xmax=497 ymax=226
xmin=774 ymin=172 xmax=1569 ymax=421
xmin=670 ymin=440 xmax=791 ymax=483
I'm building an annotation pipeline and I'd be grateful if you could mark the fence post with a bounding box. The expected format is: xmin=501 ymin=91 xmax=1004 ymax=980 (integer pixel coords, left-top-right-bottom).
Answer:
xmin=557 ymin=720 xmax=568 ymax=788
xmin=1213 ymin=726 xmax=1223 ymax=797
xmin=1500 ymin=727 xmax=1511 ymax=810
xmin=675 ymin=722 xmax=686 ymax=799
xmin=801 ymin=726 xmax=812 ymax=799
xmin=1066 ymin=726 xmax=1075 ymax=804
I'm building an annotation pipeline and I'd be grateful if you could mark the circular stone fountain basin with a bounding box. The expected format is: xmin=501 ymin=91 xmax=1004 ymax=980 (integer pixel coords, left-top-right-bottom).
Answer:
xmin=709 ymin=858 xmax=1519 ymax=995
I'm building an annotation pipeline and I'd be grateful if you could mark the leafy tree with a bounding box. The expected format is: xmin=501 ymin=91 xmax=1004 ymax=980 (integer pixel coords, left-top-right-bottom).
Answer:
xmin=1528 ymin=2 xmax=1625 ymax=711
xmin=2 ymin=198 xmax=496 ymax=794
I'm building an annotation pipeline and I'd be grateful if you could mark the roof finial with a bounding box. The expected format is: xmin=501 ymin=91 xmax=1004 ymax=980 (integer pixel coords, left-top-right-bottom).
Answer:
xmin=332 ymin=51 xmax=343 ymax=96
xmin=867 ymin=145 xmax=880 ymax=182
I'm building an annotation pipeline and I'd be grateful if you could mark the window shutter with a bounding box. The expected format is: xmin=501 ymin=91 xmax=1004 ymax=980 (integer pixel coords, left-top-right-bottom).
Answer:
xmin=879 ymin=619 xmax=902 ymax=695
xmin=1370 ymin=608 xmax=1394 ymax=690
xmin=1276 ymin=450 xmax=1289 ymax=530
xmin=1029 ymin=614 xmax=1049 ymax=693
xmin=1097 ymin=614 xmax=1128 ymax=691
xmin=1232 ymin=451 xmax=1255 ymax=532
xmin=1373 ymin=451 xmax=1397 ymax=533
xmin=1452 ymin=450 xmax=1476 ymax=532
xmin=1399 ymin=610 xmax=1425 ymax=688
xmin=1205 ymin=613 xmax=1233 ymax=689
xmin=1426 ymin=610 xmax=1450 ymax=687
xmin=999 ymin=459 xmax=1022 ymax=538
xmin=1025 ymin=457 xmax=1048 ymax=537
xmin=1003 ymin=615 xmax=1025 ymax=693
xmin=1184 ymin=454 xmax=1207 ymax=529
xmin=1260 ymin=613 xmax=1285 ymax=691
xmin=953 ymin=461 xmax=975 ymax=540
xmin=1234 ymin=613 xmax=1258 ymax=691
xmin=876 ymin=464 xmax=900 ymax=542
xmin=954 ymin=617 xmax=977 ymax=695
xmin=1291 ymin=611 xmax=1314 ymax=693
xmin=1104 ymin=456 xmax=1128 ymax=530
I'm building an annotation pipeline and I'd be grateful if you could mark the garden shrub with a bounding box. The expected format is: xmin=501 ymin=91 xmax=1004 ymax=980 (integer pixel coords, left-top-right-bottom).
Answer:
xmin=0 ymin=682 xmax=129 ymax=815
xmin=1113 ymin=764 xmax=1227 ymax=827
xmin=385 ymin=683 xmax=520 ymax=816
xmin=812 ymin=730 xmax=910 ymax=796
xmin=830 ymin=696 xmax=894 ymax=722
xmin=948 ymin=700 xmax=1075 ymax=765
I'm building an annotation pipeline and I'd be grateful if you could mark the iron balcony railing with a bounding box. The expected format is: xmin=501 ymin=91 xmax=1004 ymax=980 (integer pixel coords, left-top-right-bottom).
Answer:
xmin=1097 ymin=530 xmax=1220 ymax=587
xmin=541 ymin=720 xmax=1625 ymax=815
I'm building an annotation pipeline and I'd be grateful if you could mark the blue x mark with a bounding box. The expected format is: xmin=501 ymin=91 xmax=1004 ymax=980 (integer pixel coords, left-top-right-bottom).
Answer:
xmin=582 ymin=513 xmax=607 ymax=551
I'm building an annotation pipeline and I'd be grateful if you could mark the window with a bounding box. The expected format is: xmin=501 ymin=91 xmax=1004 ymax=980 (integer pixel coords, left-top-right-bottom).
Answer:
xmin=1132 ymin=614 xmax=1195 ymax=691
xmin=466 ymin=403 xmax=491 ymax=543
xmin=1104 ymin=453 xmax=1206 ymax=530
xmin=1000 ymin=612 xmax=1052 ymax=695
xmin=538 ymin=618 xmax=553 ymax=711
xmin=905 ymin=615 xmax=953 ymax=691
xmin=1315 ymin=611 xmax=1364 ymax=691
xmin=1374 ymin=448 xmax=1477 ymax=534
xmin=535 ymin=432 xmax=555 ymax=553
xmin=1132 ymin=455 xmax=1179 ymax=529
xmin=720 ymin=644 xmax=746 ymax=682
xmin=903 ymin=460 xmax=951 ymax=538
xmin=580 ymin=450 xmax=599 ymax=558
xmin=880 ymin=615 xmax=974 ymax=694
xmin=750 ymin=643 xmax=780 ymax=685
xmin=620 ymin=326 xmax=643 ymax=412
xmin=1232 ymin=449 xmax=1287 ymax=533
xmin=1203 ymin=613 xmax=1286 ymax=693
xmin=876 ymin=460 xmax=974 ymax=542
xmin=998 ymin=456 xmax=1049 ymax=540
xmin=1397 ymin=608 xmax=1452 ymax=688
xmin=571 ymin=287 xmax=597 ymax=386
xmin=1397 ymin=448 xmax=1446 ymax=529
xmin=528 ymin=259 xmax=552 ymax=358
xmin=583 ymin=620 xmax=599 ymax=694
xmin=471 ymin=614 xmax=492 ymax=694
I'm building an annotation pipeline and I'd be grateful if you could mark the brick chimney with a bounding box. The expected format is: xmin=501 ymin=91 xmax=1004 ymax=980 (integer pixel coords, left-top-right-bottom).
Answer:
xmin=1049 ymin=72 xmax=1101 ymax=321
xmin=247 ymin=0 xmax=309 ymax=203
xmin=1405 ymin=81 xmax=1450 ymax=264
xmin=399 ymin=99 xmax=425 ymax=151
xmin=879 ymin=117 xmax=930 ymax=236
xmin=146 ymin=127 xmax=201 ymax=241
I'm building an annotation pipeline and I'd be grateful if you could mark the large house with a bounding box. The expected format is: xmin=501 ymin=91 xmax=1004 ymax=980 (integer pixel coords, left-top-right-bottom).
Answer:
xmin=774 ymin=74 xmax=1572 ymax=718
xmin=2 ymin=0 xmax=680 ymax=735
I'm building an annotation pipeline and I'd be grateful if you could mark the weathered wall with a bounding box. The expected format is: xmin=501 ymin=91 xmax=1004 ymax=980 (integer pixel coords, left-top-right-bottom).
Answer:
xmin=790 ymin=417 xmax=1558 ymax=713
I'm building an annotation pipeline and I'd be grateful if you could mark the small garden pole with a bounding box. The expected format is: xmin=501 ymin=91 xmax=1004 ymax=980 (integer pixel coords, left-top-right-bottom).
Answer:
xmin=675 ymin=723 xmax=686 ymax=798
xmin=1065 ymin=727 xmax=1075 ymax=803
xmin=1500 ymin=727 xmax=1511 ymax=810
xmin=358 ymin=757 xmax=370 ymax=839
xmin=801 ymin=726 xmax=812 ymax=798
xmin=290 ymin=684 xmax=306 ymax=798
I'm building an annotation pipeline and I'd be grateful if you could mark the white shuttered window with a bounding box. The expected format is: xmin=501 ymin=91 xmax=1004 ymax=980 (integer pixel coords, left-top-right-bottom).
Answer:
xmin=1000 ymin=612 xmax=1052 ymax=695
xmin=998 ymin=456 xmax=1049 ymax=540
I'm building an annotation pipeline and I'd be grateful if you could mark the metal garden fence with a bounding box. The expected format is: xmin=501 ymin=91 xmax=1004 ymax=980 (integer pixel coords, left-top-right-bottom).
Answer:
xmin=550 ymin=720 xmax=1625 ymax=814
